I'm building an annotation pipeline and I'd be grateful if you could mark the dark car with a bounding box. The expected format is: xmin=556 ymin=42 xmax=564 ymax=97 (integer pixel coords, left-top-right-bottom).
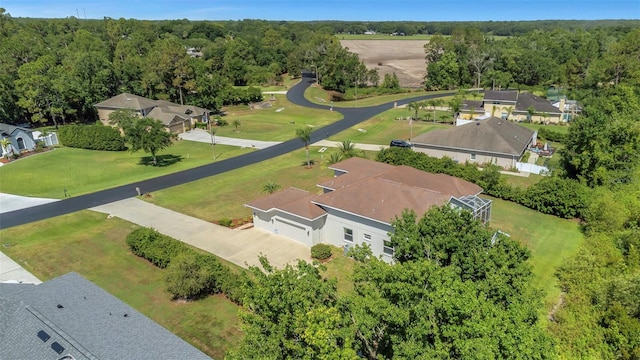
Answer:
xmin=390 ymin=140 xmax=412 ymax=148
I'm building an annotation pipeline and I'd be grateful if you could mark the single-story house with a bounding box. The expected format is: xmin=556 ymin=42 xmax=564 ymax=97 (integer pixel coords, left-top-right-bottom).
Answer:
xmin=245 ymin=158 xmax=491 ymax=262
xmin=411 ymin=116 xmax=537 ymax=169
xmin=0 ymin=272 xmax=211 ymax=360
xmin=0 ymin=123 xmax=37 ymax=157
xmin=94 ymin=93 xmax=210 ymax=134
xmin=475 ymin=90 xmax=563 ymax=124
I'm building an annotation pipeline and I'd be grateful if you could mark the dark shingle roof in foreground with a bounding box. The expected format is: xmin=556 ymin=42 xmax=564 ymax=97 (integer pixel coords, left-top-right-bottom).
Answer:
xmin=0 ymin=272 xmax=211 ymax=360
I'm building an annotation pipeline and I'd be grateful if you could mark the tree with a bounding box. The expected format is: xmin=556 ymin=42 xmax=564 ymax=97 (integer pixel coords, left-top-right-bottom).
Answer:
xmin=425 ymin=98 xmax=443 ymax=123
xmin=296 ymin=127 xmax=312 ymax=168
xmin=0 ymin=137 xmax=13 ymax=158
xmin=526 ymin=106 xmax=536 ymax=123
xmin=338 ymin=139 xmax=362 ymax=159
xmin=209 ymin=127 xmax=216 ymax=160
xmin=448 ymin=96 xmax=463 ymax=120
xmin=165 ymin=253 xmax=213 ymax=300
xmin=407 ymin=101 xmax=421 ymax=122
xmin=232 ymin=119 xmax=241 ymax=131
xmin=111 ymin=112 xmax=174 ymax=166
xmin=262 ymin=180 xmax=282 ymax=194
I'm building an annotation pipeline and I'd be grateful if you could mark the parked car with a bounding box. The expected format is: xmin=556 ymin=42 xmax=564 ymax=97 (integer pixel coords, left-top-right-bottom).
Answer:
xmin=390 ymin=140 xmax=412 ymax=148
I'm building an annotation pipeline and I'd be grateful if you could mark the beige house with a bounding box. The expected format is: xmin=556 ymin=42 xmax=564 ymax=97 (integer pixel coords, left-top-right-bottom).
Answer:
xmin=94 ymin=93 xmax=209 ymax=134
xmin=411 ymin=116 xmax=537 ymax=169
xmin=460 ymin=90 xmax=563 ymax=124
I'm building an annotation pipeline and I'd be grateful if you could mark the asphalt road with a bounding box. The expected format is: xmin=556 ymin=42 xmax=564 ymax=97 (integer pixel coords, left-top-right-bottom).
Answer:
xmin=0 ymin=72 xmax=454 ymax=229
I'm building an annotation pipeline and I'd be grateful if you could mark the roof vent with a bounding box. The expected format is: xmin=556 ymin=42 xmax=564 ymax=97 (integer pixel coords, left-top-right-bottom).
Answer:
xmin=51 ymin=342 xmax=65 ymax=354
xmin=56 ymin=304 xmax=64 ymax=309
xmin=123 ymin=313 xmax=129 ymax=317
xmin=37 ymin=330 xmax=50 ymax=342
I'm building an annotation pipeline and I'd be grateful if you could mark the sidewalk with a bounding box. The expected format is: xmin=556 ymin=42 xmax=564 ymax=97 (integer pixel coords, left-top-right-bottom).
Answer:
xmin=91 ymin=198 xmax=311 ymax=269
xmin=0 ymin=250 xmax=42 ymax=284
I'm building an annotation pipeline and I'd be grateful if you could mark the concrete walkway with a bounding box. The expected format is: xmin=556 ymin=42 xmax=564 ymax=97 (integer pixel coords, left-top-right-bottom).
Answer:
xmin=0 ymin=193 xmax=59 ymax=214
xmin=91 ymin=198 xmax=311 ymax=269
xmin=0 ymin=250 xmax=42 ymax=284
xmin=179 ymin=129 xmax=388 ymax=152
xmin=179 ymin=129 xmax=281 ymax=149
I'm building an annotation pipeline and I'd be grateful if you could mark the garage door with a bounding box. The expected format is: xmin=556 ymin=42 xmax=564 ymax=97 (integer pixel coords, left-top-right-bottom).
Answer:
xmin=275 ymin=218 xmax=307 ymax=243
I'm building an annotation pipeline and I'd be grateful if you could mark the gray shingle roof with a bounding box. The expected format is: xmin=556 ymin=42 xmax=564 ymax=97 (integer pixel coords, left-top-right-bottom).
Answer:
xmin=515 ymin=92 xmax=562 ymax=114
xmin=483 ymin=90 xmax=518 ymax=102
xmin=0 ymin=272 xmax=211 ymax=360
xmin=94 ymin=93 xmax=158 ymax=111
xmin=0 ymin=123 xmax=33 ymax=137
xmin=411 ymin=117 xmax=535 ymax=156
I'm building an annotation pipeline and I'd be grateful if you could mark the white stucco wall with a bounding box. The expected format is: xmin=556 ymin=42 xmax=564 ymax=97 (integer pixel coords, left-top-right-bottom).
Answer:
xmin=251 ymin=209 xmax=325 ymax=247
xmin=321 ymin=207 xmax=395 ymax=263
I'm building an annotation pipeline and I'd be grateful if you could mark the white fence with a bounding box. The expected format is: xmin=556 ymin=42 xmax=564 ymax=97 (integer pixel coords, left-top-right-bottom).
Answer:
xmin=515 ymin=162 xmax=549 ymax=175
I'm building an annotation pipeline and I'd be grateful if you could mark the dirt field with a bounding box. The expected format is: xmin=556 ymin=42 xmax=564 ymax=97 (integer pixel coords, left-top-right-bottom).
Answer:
xmin=340 ymin=40 xmax=428 ymax=88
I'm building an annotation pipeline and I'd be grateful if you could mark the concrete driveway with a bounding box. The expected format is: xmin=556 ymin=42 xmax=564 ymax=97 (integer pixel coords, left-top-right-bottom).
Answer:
xmin=0 ymin=193 xmax=58 ymax=214
xmin=0 ymin=251 xmax=42 ymax=284
xmin=91 ymin=198 xmax=311 ymax=269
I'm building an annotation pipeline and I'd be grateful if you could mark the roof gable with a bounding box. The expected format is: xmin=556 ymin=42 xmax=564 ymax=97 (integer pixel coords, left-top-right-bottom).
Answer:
xmin=411 ymin=117 xmax=535 ymax=156
xmin=246 ymin=188 xmax=326 ymax=220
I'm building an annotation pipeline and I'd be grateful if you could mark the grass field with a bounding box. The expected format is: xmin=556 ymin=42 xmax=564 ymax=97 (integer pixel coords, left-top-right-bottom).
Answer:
xmin=305 ymin=85 xmax=452 ymax=108
xmin=337 ymin=34 xmax=510 ymax=41
xmin=520 ymin=123 xmax=570 ymax=134
xmin=145 ymin=149 xmax=341 ymax=222
xmin=0 ymin=141 xmax=251 ymax=198
xmin=0 ymin=211 xmax=242 ymax=359
xmin=488 ymin=197 xmax=583 ymax=309
xmin=214 ymin=94 xmax=342 ymax=141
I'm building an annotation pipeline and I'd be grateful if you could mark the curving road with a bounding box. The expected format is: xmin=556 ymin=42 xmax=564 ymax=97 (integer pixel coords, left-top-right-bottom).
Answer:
xmin=0 ymin=72 xmax=454 ymax=229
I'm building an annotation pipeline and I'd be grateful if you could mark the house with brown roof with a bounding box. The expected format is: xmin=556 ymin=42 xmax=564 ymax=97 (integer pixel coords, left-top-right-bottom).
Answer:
xmin=94 ymin=93 xmax=209 ymax=134
xmin=480 ymin=90 xmax=562 ymax=123
xmin=411 ymin=116 xmax=537 ymax=169
xmin=245 ymin=158 xmax=491 ymax=262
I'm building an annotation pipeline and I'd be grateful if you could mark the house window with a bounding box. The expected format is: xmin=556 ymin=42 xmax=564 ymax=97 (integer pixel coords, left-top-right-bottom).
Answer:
xmin=383 ymin=240 xmax=394 ymax=255
xmin=470 ymin=153 xmax=476 ymax=160
xmin=343 ymin=228 xmax=353 ymax=242
xmin=16 ymin=137 xmax=25 ymax=150
xmin=363 ymin=233 xmax=371 ymax=242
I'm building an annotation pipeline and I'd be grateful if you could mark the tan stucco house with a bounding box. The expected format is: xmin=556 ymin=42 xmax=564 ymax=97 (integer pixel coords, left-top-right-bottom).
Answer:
xmin=460 ymin=90 xmax=563 ymax=124
xmin=94 ymin=93 xmax=209 ymax=134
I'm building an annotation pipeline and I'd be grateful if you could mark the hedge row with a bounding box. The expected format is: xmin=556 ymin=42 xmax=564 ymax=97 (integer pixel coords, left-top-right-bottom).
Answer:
xmin=376 ymin=148 xmax=590 ymax=219
xmin=125 ymin=228 xmax=247 ymax=303
xmin=537 ymin=127 xmax=568 ymax=143
xmin=59 ymin=124 xmax=125 ymax=151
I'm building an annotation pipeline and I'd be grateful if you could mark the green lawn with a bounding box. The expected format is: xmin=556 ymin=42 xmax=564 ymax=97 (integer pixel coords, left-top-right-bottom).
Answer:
xmin=305 ymin=85 xmax=452 ymax=108
xmin=0 ymin=141 xmax=251 ymax=198
xmin=214 ymin=94 xmax=342 ymax=141
xmin=520 ymin=123 xmax=570 ymax=134
xmin=145 ymin=149 xmax=339 ymax=221
xmin=329 ymin=108 xmax=450 ymax=144
xmin=502 ymin=173 xmax=544 ymax=188
xmin=0 ymin=211 xmax=242 ymax=359
xmin=488 ymin=197 xmax=583 ymax=309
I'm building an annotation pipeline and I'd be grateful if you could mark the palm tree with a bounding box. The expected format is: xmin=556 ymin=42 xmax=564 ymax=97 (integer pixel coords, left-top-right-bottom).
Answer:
xmin=448 ymin=97 xmax=462 ymax=121
xmin=338 ymin=139 xmax=362 ymax=159
xmin=327 ymin=152 xmax=343 ymax=165
xmin=426 ymin=99 xmax=443 ymax=123
xmin=408 ymin=101 xmax=421 ymax=122
xmin=526 ymin=106 xmax=536 ymax=123
xmin=262 ymin=180 xmax=282 ymax=194
xmin=505 ymin=106 xmax=514 ymax=120
xmin=296 ymin=127 xmax=312 ymax=168
xmin=0 ymin=138 xmax=12 ymax=158
xmin=232 ymin=119 xmax=241 ymax=131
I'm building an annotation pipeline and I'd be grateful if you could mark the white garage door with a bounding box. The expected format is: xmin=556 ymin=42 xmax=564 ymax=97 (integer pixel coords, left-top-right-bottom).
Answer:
xmin=275 ymin=218 xmax=307 ymax=243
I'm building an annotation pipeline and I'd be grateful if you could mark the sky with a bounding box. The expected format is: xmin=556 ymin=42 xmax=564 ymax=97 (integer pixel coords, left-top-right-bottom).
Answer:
xmin=1 ymin=0 xmax=639 ymax=21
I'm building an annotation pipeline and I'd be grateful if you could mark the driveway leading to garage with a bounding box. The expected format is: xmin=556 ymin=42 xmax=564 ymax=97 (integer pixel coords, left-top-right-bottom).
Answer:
xmin=91 ymin=198 xmax=311 ymax=269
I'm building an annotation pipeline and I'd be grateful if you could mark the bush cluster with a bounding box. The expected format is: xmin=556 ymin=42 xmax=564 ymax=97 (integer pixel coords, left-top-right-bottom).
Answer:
xmin=537 ymin=127 xmax=567 ymax=143
xmin=311 ymin=244 xmax=332 ymax=260
xmin=58 ymin=124 xmax=125 ymax=151
xmin=376 ymin=148 xmax=590 ymax=219
xmin=125 ymin=227 xmax=246 ymax=302
xmin=218 ymin=218 xmax=233 ymax=227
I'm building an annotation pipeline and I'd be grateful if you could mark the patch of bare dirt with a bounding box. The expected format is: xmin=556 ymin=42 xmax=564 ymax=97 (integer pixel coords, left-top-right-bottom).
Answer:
xmin=341 ymin=40 xmax=429 ymax=88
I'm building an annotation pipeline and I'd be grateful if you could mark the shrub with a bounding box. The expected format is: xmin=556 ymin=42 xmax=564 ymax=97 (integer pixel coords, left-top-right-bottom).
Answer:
xmin=59 ymin=124 xmax=125 ymax=151
xmin=218 ymin=218 xmax=233 ymax=227
xmin=537 ymin=127 xmax=567 ymax=143
xmin=311 ymin=244 xmax=332 ymax=260
xmin=125 ymin=228 xmax=186 ymax=268
xmin=524 ymin=177 xmax=590 ymax=218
